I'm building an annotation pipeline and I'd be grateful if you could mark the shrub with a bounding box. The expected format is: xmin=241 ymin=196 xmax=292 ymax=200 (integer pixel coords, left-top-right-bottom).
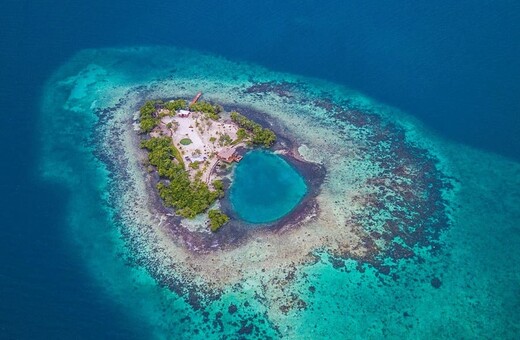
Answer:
xmin=164 ymin=99 xmax=187 ymax=111
xmin=230 ymin=111 xmax=276 ymax=147
xmin=190 ymin=101 xmax=220 ymax=120
xmin=180 ymin=138 xmax=192 ymax=145
xmin=208 ymin=209 xmax=229 ymax=232
xmin=139 ymin=100 xmax=159 ymax=132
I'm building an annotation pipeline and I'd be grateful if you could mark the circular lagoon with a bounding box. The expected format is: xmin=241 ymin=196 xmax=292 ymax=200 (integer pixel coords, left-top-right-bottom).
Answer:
xmin=229 ymin=150 xmax=308 ymax=224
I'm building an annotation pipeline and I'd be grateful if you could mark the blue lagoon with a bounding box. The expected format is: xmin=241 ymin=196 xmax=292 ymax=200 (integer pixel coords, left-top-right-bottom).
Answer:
xmin=229 ymin=150 xmax=307 ymax=224
xmin=36 ymin=46 xmax=520 ymax=338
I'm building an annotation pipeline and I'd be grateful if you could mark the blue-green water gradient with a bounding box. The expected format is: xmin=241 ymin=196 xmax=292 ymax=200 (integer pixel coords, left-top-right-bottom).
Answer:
xmin=229 ymin=151 xmax=307 ymax=224
xmin=2 ymin=0 xmax=520 ymax=337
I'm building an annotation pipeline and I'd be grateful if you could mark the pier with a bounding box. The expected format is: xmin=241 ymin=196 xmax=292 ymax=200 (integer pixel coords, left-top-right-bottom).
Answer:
xmin=190 ymin=92 xmax=202 ymax=106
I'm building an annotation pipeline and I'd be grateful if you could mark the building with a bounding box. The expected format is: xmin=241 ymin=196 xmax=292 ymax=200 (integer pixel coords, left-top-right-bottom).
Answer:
xmin=177 ymin=109 xmax=190 ymax=118
xmin=217 ymin=148 xmax=239 ymax=163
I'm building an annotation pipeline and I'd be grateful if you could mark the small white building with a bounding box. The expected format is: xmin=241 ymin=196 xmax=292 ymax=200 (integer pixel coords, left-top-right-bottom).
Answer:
xmin=177 ymin=110 xmax=190 ymax=118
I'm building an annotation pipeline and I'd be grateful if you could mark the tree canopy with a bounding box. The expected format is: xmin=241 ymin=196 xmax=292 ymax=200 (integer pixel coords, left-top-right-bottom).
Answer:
xmin=230 ymin=111 xmax=276 ymax=147
xmin=208 ymin=209 xmax=229 ymax=232
xmin=141 ymin=137 xmax=219 ymax=218
xmin=164 ymin=99 xmax=187 ymax=111
xmin=189 ymin=100 xmax=220 ymax=120
xmin=139 ymin=100 xmax=160 ymax=133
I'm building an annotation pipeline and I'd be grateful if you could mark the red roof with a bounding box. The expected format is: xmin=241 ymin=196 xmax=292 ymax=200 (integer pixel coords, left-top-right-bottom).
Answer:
xmin=217 ymin=148 xmax=236 ymax=159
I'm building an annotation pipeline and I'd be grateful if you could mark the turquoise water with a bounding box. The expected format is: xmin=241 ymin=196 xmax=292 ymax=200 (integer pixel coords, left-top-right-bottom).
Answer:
xmin=30 ymin=47 xmax=520 ymax=338
xmin=3 ymin=1 xmax=520 ymax=337
xmin=229 ymin=150 xmax=307 ymax=224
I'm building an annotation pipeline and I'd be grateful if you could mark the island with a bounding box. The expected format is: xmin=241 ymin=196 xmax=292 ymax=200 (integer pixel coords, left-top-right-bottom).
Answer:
xmin=137 ymin=93 xmax=277 ymax=231
xmin=41 ymin=46 xmax=459 ymax=338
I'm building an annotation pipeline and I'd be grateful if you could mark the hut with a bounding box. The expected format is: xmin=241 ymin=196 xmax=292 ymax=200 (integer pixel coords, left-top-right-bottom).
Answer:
xmin=217 ymin=148 xmax=239 ymax=163
xmin=177 ymin=109 xmax=190 ymax=118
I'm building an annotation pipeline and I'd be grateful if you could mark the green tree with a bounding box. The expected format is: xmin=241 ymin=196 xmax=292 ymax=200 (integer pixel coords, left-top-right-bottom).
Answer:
xmin=219 ymin=133 xmax=232 ymax=146
xmin=190 ymin=101 xmax=220 ymax=120
xmin=208 ymin=209 xmax=229 ymax=232
xmin=230 ymin=111 xmax=276 ymax=147
xmin=139 ymin=100 xmax=160 ymax=132
xmin=236 ymin=128 xmax=248 ymax=140
xmin=212 ymin=179 xmax=225 ymax=198
xmin=164 ymin=99 xmax=187 ymax=111
xmin=140 ymin=117 xmax=158 ymax=133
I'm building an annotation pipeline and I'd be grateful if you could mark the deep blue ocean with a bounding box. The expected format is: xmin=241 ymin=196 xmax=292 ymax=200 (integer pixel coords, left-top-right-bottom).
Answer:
xmin=1 ymin=0 xmax=519 ymax=338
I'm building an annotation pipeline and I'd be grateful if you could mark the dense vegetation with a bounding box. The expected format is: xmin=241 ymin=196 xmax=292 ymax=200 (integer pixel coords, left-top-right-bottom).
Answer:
xmin=139 ymin=100 xmax=160 ymax=133
xmin=212 ymin=179 xmax=225 ymax=197
xmin=189 ymin=100 xmax=222 ymax=120
xmin=141 ymin=137 xmax=183 ymax=173
xmin=137 ymin=99 xmax=277 ymax=232
xmin=140 ymin=99 xmax=188 ymax=133
xmin=208 ymin=209 xmax=230 ymax=232
xmin=230 ymin=111 xmax=276 ymax=147
xmin=164 ymin=99 xmax=186 ymax=111
xmin=141 ymin=137 xmax=225 ymax=221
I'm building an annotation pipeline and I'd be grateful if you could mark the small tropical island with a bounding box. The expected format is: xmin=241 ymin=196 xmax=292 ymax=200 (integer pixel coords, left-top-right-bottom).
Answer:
xmin=38 ymin=35 xmax=518 ymax=340
xmin=138 ymin=93 xmax=277 ymax=231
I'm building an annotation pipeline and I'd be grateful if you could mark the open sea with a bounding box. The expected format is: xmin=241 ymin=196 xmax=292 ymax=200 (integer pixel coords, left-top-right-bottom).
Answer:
xmin=2 ymin=0 xmax=519 ymax=338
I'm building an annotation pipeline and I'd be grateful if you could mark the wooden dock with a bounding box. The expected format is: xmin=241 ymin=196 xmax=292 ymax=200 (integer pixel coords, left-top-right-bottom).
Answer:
xmin=190 ymin=92 xmax=202 ymax=106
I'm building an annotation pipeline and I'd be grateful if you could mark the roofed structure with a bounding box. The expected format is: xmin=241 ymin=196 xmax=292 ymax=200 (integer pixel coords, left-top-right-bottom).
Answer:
xmin=217 ymin=148 xmax=239 ymax=163
xmin=177 ymin=109 xmax=190 ymax=118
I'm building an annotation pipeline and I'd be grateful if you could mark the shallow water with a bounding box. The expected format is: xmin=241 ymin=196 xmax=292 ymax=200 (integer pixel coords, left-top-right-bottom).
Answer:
xmin=229 ymin=150 xmax=307 ymax=224
xmin=34 ymin=46 xmax=520 ymax=338
xmin=3 ymin=1 xmax=520 ymax=338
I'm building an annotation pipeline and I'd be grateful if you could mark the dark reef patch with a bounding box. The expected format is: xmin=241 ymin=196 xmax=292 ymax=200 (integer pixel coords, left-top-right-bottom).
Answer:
xmin=321 ymin=99 xmax=452 ymax=275
xmin=243 ymin=82 xmax=454 ymax=276
xmin=244 ymin=80 xmax=303 ymax=99
xmin=130 ymin=99 xmax=327 ymax=255
xmin=228 ymin=304 xmax=238 ymax=314
xmin=93 ymin=79 xmax=453 ymax=313
xmin=431 ymin=277 xmax=442 ymax=289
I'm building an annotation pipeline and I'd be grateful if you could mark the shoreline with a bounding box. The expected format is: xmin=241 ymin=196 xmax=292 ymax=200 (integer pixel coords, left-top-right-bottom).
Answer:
xmin=134 ymin=100 xmax=327 ymax=253
xmin=39 ymin=46 xmax=520 ymax=339
xmin=120 ymin=82 xmax=454 ymax=282
xmin=219 ymin=103 xmax=327 ymax=233
xmin=90 ymin=62 xmax=457 ymax=308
